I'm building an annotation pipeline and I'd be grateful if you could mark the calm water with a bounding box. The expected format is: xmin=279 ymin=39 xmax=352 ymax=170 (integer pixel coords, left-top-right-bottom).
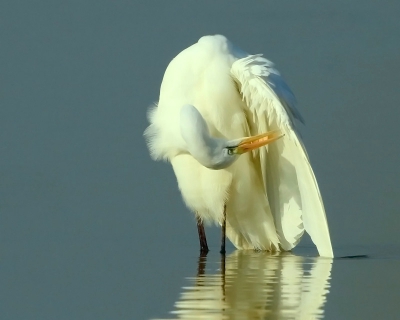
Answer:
xmin=155 ymin=252 xmax=333 ymax=320
xmin=153 ymin=247 xmax=400 ymax=320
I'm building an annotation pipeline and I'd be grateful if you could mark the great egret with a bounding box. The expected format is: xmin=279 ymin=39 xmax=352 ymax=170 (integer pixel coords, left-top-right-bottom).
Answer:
xmin=144 ymin=35 xmax=333 ymax=257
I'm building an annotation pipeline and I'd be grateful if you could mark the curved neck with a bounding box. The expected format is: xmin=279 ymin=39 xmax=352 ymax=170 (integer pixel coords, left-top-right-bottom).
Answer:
xmin=180 ymin=105 xmax=229 ymax=169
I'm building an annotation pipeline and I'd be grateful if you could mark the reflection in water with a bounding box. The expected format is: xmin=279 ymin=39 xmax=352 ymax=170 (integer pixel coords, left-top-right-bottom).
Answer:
xmin=156 ymin=251 xmax=333 ymax=320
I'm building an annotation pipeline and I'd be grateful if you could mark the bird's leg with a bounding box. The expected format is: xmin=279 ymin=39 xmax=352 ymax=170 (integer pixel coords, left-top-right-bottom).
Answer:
xmin=220 ymin=204 xmax=227 ymax=255
xmin=196 ymin=216 xmax=209 ymax=254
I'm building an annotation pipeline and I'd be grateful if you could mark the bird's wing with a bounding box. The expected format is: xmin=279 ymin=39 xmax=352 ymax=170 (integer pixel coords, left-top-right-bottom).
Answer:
xmin=231 ymin=54 xmax=333 ymax=257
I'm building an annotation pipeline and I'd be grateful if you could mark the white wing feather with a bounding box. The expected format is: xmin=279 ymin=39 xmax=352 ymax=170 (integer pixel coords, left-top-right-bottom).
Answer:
xmin=231 ymin=55 xmax=333 ymax=257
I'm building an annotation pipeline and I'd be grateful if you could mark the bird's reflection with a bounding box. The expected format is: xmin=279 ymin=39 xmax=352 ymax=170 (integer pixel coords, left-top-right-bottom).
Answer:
xmin=158 ymin=251 xmax=333 ymax=320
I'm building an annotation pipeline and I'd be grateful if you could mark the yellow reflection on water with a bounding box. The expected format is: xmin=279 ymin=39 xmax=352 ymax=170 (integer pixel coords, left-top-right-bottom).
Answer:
xmin=155 ymin=251 xmax=333 ymax=320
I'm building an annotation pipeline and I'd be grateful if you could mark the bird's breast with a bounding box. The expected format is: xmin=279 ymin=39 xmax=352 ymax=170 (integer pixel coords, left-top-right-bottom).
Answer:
xmin=171 ymin=154 xmax=233 ymax=223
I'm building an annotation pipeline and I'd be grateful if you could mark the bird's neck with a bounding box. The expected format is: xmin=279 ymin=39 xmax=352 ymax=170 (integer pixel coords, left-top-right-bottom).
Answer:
xmin=186 ymin=132 xmax=224 ymax=169
xmin=180 ymin=104 xmax=230 ymax=169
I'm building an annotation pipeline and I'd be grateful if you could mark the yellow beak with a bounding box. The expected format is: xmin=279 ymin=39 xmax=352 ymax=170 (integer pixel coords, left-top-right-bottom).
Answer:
xmin=236 ymin=130 xmax=284 ymax=154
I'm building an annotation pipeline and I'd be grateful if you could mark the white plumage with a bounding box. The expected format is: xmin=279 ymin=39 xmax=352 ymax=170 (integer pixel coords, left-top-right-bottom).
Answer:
xmin=145 ymin=35 xmax=333 ymax=257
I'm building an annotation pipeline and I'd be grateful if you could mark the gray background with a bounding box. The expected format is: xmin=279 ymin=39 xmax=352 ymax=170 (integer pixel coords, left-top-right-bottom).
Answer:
xmin=1 ymin=1 xmax=399 ymax=319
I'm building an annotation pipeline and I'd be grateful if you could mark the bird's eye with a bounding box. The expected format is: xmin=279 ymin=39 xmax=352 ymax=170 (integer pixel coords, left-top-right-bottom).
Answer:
xmin=227 ymin=148 xmax=234 ymax=155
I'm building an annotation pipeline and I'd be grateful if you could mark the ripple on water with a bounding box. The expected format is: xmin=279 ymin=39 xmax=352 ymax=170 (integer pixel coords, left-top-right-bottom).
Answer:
xmin=153 ymin=251 xmax=333 ymax=320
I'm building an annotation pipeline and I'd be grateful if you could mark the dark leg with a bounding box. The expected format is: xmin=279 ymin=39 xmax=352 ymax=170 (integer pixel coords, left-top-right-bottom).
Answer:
xmin=197 ymin=216 xmax=209 ymax=254
xmin=221 ymin=253 xmax=226 ymax=298
xmin=220 ymin=204 xmax=227 ymax=255
xmin=197 ymin=254 xmax=207 ymax=278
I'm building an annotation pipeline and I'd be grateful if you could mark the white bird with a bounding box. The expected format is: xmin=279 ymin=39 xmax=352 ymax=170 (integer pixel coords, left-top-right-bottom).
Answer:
xmin=144 ymin=35 xmax=333 ymax=257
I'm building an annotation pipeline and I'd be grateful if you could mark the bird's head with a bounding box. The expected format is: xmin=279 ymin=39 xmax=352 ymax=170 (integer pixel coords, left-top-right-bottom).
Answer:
xmin=180 ymin=105 xmax=284 ymax=170
xmin=207 ymin=130 xmax=283 ymax=169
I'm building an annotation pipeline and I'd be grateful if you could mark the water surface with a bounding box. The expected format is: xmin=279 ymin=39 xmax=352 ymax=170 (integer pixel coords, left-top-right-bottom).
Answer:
xmin=155 ymin=251 xmax=332 ymax=319
xmin=153 ymin=247 xmax=400 ymax=319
